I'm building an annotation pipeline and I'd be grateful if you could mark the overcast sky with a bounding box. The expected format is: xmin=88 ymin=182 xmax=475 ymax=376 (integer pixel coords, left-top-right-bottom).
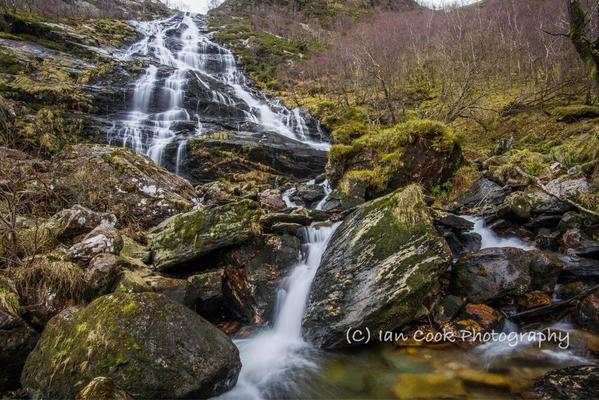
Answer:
xmin=161 ymin=0 xmax=480 ymax=14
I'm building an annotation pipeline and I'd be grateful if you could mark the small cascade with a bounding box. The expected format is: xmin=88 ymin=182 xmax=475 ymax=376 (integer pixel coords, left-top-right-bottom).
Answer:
xmin=463 ymin=215 xmax=535 ymax=250
xmin=109 ymin=12 xmax=329 ymax=175
xmin=220 ymin=223 xmax=340 ymax=400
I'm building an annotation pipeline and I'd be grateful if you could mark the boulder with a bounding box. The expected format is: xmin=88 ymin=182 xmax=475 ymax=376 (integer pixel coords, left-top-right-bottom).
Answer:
xmin=558 ymin=255 xmax=599 ymax=283
xmin=499 ymin=189 xmax=570 ymax=222
xmin=577 ymin=293 xmax=599 ymax=334
xmin=303 ymin=185 xmax=452 ymax=349
xmin=0 ymin=310 xmax=39 ymax=392
xmin=561 ymin=229 xmax=599 ymax=260
xmin=258 ymin=189 xmax=286 ymax=210
xmin=51 ymin=145 xmax=194 ymax=229
xmin=460 ymin=178 xmax=507 ymax=208
xmin=459 ymin=304 xmax=502 ymax=331
xmin=84 ymin=254 xmax=125 ymax=298
xmin=189 ymin=269 xmax=226 ymax=317
xmin=545 ymin=177 xmax=590 ymax=199
xmin=528 ymin=251 xmax=563 ymax=292
xmin=21 ymin=292 xmax=241 ymax=399
xmin=451 ymin=248 xmax=532 ymax=303
xmin=531 ymin=366 xmax=599 ymax=400
xmin=223 ymin=234 xmax=300 ymax=324
xmin=68 ymin=225 xmax=124 ymax=266
xmin=147 ymin=199 xmax=262 ymax=271
xmin=53 ymin=205 xmax=117 ymax=240
xmin=433 ymin=295 xmax=464 ymax=324
xmin=144 ymin=275 xmax=198 ymax=308
xmin=290 ymin=183 xmax=325 ymax=207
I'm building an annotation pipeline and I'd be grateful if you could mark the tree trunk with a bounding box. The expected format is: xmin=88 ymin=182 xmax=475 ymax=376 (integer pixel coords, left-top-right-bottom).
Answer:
xmin=567 ymin=0 xmax=599 ymax=95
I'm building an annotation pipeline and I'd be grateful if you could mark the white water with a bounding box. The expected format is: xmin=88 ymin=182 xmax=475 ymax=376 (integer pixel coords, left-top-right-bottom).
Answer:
xmin=463 ymin=215 xmax=535 ymax=250
xmin=110 ymin=13 xmax=328 ymax=175
xmin=220 ymin=223 xmax=340 ymax=400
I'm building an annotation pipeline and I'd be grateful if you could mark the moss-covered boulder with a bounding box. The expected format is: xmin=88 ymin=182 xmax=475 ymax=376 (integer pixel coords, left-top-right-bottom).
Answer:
xmin=147 ymin=199 xmax=262 ymax=271
xmin=326 ymin=120 xmax=463 ymax=200
xmin=21 ymin=292 xmax=241 ymax=399
xmin=303 ymin=185 xmax=452 ymax=349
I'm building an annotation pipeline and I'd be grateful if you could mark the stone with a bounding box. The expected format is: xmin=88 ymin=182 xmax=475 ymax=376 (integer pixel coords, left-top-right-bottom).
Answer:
xmin=517 ymin=291 xmax=552 ymax=309
xmin=460 ymin=304 xmax=502 ymax=331
xmin=53 ymin=205 xmax=117 ymax=240
xmin=84 ymin=254 xmax=124 ymax=298
xmin=50 ymin=145 xmax=195 ymax=229
xmin=558 ymin=255 xmax=599 ymax=283
xmin=392 ymin=373 xmax=466 ymax=400
xmin=303 ymin=185 xmax=452 ymax=349
xmin=270 ymin=222 xmax=303 ymax=236
xmin=68 ymin=225 xmax=124 ymax=266
xmin=531 ymin=366 xmax=599 ymax=400
xmin=499 ymin=189 xmax=570 ymax=222
xmin=144 ymin=275 xmax=198 ymax=308
xmin=577 ymin=293 xmax=599 ymax=334
xmin=21 ymin=292 xmax=241 ymax=399
xmin=147 ymin=199 xmax=262 ymax=271
xmin=459 ymin=178 xmax=507 ymax=208
xmin=545 ymin=177 xmax=590 ymax=199
xmin=0 ymin=310 xmax=39 ymax=392
xmin=451 ymin=248 xmax=532 ymax=303
xmin=258 ymin=189 xmax=286 ymax=210
xmin=433 ymin=295 xmax=463 ymax=324
xmin=290 ymin=183 xmax=325 ymax=207
xmin=528 ymin=251 xmax=563 ymax=293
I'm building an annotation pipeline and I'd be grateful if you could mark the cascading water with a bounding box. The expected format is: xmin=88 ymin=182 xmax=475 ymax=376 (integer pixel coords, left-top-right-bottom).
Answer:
xmin=220 ymin=222 xmax=340 ymax=400
xmin=109 ymin=13 xmax=329 ymax=175
xmin=463 ymin=215 xmax=535 ymax=250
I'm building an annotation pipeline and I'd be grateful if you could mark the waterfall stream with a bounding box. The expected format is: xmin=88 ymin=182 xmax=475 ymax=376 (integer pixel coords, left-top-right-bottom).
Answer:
xmin=220 ymin=223 xmax=340 ymax=400
xmin=110 ymin=13 xmax=329 ymax=174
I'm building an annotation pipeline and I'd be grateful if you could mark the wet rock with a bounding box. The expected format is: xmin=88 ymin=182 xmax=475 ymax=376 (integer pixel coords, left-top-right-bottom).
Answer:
xmin=270 ymin=222 xmax=302 ymax=236
xmin=68 ymin=225 xmax=124 ymax=266
xmin=0 ymin=310 xmax=39 ymax=392
xmin=259 ymin=211 xmax=312 ymax=228
xmin=290 ymin=183 xmax=325 ymax=208
xmin=196 ymin=181 xmax=236 ymax=205
xmin=189 ymin=270 xmax=225 ymax=317
xmin=223 ymin=234 xmax=300 ymax=324
xmin=561 ymin=229 xmax=599 ymax=260
xmin=535 ymin=228 xmax=561 ymax=250
xmin=460 ymin=304 xmax=502 ymax=331
xmin=517 ymin=291 xmax=552 ymax=309
xmin=76 ymin=377 xmax=131 ymax=400
xmin=525 ymin=214 xmax=562 ymax=229
xmin=84 ymin=254 xmax=124 ymax=298
xmin=558 ymin=255 xmax=599 ymax=283
xmin=529 ymin=251 xmax=563 ymax=292
xmin=433 ymin=295 xmax=464 ymax=324
xmin=531 ymin=365 xmax=599 ymax=400
xmin=577 ymin=293 xmax=599 ymax=334
xmin=434 ymin=213 xmax=474 ymax=231
xmin=460 ymin=178 xmax=507 ymax=208
xmin=53 ymin=205 xmax=117 ymax=240
xmin=51 ymin=145 xmax=194 ymax=229
xmin=21 ymin=292 xmax=241 ymax=399
xmin=319 ymin=188 xmax=365 ymax=213
xmin=304 ymin=185 xmax=452 ymax=349
xmin=147 ymin=199 xmax=262 ymax=271
xmin=451 ymin=248 xmax=532 ymax=302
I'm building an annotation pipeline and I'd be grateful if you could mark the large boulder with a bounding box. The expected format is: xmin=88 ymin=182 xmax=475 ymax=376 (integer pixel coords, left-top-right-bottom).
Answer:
xmin=53 ymin=205 xmax=117 ymax=241
xmin=459 ymin=178 xmax=507 ymax=209
xmin=303 ymin=185 xmax=452 ymax=349
xmin=326 ymin=120 xmax=463 ymax=199
xmin=451 ymin=248 xmax=532 ymax=303
xmin=68 ymin=225 xmax=124 ymax=266
xmin=499 ymin=189 xmax=571 ymax=222
xmin=51 ymin=145 xmax=195 ymax=229
xmin=0 ymin=310 xmax=39 ymax=392
xmin=21 ymin=292 xmax=241 ymax=399
xmin=147 ymin=199 xmax=262 ymax=270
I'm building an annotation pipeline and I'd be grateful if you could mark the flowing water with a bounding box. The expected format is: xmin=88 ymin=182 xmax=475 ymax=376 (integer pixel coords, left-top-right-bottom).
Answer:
xmin=109 ymin=13 xmax=329 ymax=174
xmin=220 ymin=223 xmax=340 ymax=400
xmin=463 ymin=215 xmax=535 ymax=250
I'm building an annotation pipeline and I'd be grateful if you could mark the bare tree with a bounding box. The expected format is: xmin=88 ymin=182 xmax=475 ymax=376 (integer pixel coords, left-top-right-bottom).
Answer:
xmin=567 ymin=0 xmax=599 ymax=94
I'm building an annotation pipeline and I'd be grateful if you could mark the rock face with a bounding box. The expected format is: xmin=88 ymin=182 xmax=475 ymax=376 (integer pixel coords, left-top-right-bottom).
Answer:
xmin=147 ymin=199 xmax=262 ymax=270
xmin=0 ymin=310 xmax=39 ymax=391
xmin=177 ymin=131 xmax=328 ymax=183
xmin=51 ymin=145 xmax=195 ymax=229
xmin=303 ymin=185 xmax=452 ymax=349
xmin=532 ymin=366 xmax=599 ymax=400
xmin=21 ymin=292 xmax=241 ymax=399
xmin=460 ymin=178 xmax=507 ymax=208
xmin=68 ymin=225 xmax=124 ymax=266
xmin=451 ymin=248 xmax=532 ymax=303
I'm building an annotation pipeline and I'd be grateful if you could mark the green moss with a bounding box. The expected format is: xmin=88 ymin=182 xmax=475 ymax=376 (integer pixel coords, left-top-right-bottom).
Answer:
xmin=0 ymin=287 xmax=21 ymax=315
xmin=552 ymin=105 xmax=599 ymax=122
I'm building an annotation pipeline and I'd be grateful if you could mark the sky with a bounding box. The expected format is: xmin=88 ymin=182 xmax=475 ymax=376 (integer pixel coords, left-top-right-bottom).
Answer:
xmin=160 ymin=0 xmax=480 ymax=14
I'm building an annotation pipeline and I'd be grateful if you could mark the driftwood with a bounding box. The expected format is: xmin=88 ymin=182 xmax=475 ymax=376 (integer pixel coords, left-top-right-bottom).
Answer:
xmin=515 ymin=166 xmax=599 ymax=218
xmin=509 ymin=283 xmax=599 ymax=320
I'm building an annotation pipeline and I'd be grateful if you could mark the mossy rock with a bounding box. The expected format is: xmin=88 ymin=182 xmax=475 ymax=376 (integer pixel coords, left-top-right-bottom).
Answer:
xmin=21 ymin=292 xmax=241 ymax=399
xmin=327 ymin=119 xmax=463 ymax=198
xmin=553 ymin=105 xmax=599 ymax=123
xmin=147 ymin=199 xmax=263 ymax=271
xmin=304 ymin=185 xmax=452 ymax=349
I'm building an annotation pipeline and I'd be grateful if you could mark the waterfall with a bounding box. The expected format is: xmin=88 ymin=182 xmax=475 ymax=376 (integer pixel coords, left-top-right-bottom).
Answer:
xmin=219 ymin=223 xmax=340 ymax=400
xmin=462 ymin=215 xmax=535 ymax=250
xmin=109 ymin=13 xmax=329 ymax=176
